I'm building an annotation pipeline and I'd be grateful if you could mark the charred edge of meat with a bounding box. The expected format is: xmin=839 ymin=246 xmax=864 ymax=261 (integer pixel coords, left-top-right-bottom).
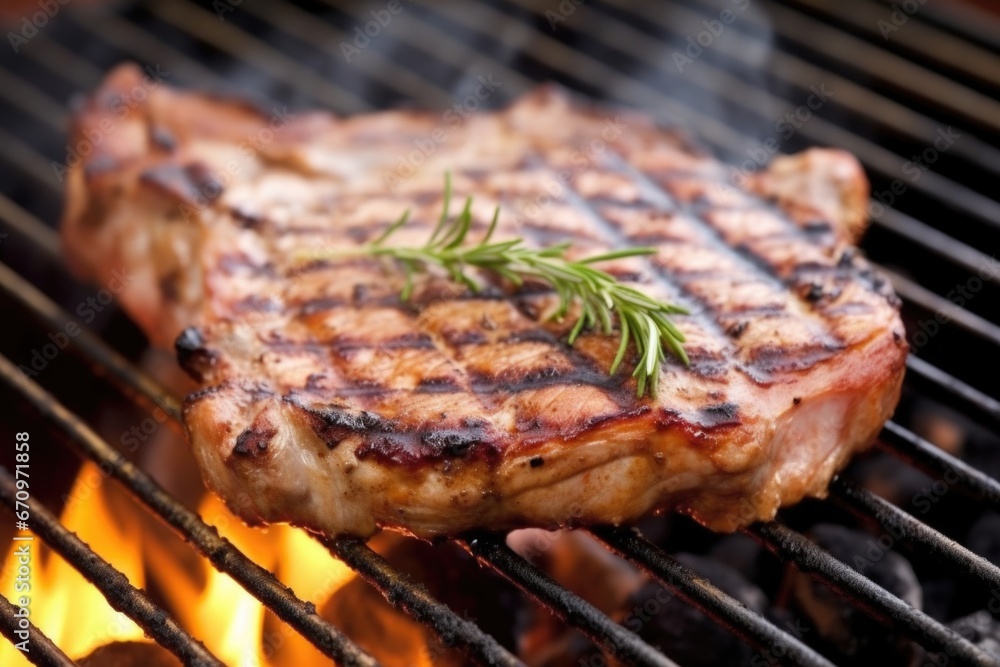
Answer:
xmin=233 ymin=423 xmax=278 ymax=458
xmin=139 ymin=162 xmax=225 ymax=208
xmin=175 ymin=327 xmax=216 ymax=382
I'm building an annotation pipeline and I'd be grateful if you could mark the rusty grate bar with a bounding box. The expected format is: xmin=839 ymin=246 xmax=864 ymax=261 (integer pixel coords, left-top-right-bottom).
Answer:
xmin=830 ymin=477 xmax=1000 ymax=592
xmin=904 ymin=355 xmax=1000 ymax=428
xmin=323 ymin=537 xmax=524 ymax=667
xmin=0 ymin=595 xmax=76 ymax=667
xmin=746 ymin=521 xmax=1000 ymax=667
xmin=0 ymin=262 xmax=181 ymax=422
xmin=0 ymin=354 xmax=381 ymax=667
xmin=589 ymin=525 xmax=835 ymax=667
xmin=880 ymin=421 xmax=1000 ymax=512
xmin=463 ymin=534 xmax=680 ymax=667
xmin=0 ymin=465 xmax=224 ymax=667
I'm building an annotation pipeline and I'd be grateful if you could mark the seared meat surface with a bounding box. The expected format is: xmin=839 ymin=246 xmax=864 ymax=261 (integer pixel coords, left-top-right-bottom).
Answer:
xmin=63 ymin=65 xmax=906 ymax=538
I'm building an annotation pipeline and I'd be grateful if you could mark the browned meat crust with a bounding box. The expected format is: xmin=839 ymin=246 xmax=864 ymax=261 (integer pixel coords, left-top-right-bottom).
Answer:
xmin=62 ymin=64 xmax=907 ymax=538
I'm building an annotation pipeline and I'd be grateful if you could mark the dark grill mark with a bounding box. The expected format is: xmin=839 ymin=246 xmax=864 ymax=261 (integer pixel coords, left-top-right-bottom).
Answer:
xmin=442 ymin=329 xmax=488 ymax=346
xmin=83 ymin=154 xmax=119 ymax=179
xmin=231 ymin=207 xmax=265 ymax=229
xmin=233 ymin=295 xmax=280 ymax=314
xmin=697 ymin=402 xmax=740 ymax=428
xmin=233 ymin=424 xmax=277 ymax=457
xmin=469 ymin=365 xmax=622 ymax=396
xmin=286 ymin=397 xmax=391 ymax=449
xmin=530 ymin=456 xmax=544 ymax=468
xmin=420 ymin=428 xmax=486 ymax=458
xmin=746 ymin=343 xmax=844 ymax=383
xmin=416 ymin=376 xmax=461 ymax=393
xmin=140 ymin=162 xmax=224 ymax=206
xmin=218 ymin=253 xmax=274 ymax=277
xmin=159 ymin=270 xmax=179 ymax=303
xmin=726 ymin=321 xmax=748 ymax=338
xmin=353 ymin=424 xmax=502 ymax=466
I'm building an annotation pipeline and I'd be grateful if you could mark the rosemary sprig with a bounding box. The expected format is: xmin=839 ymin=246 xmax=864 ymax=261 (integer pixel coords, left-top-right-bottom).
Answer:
xmin=308 ymin=174 xmax=688 ymax=397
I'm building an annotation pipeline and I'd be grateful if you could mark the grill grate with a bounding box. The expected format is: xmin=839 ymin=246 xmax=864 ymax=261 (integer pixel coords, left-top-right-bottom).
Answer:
xmin=1 ymin=0 xmax=999 ymax=665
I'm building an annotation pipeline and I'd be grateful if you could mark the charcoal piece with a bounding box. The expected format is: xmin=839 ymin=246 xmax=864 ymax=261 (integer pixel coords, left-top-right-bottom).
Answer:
xmin=950 ymin=611 xmax=1000 ymax=659
xmin=789 ymin=524 xmax=922 ymax=666
xmin=618 ymin=553 xmax=768 ymax=667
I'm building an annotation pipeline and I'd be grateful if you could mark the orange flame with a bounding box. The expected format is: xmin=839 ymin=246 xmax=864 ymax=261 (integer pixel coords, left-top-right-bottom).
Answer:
xmin=1 ymin=463 xmax=357 ymax=666
xmin=0 ymin=463 xmax=146 ymax=665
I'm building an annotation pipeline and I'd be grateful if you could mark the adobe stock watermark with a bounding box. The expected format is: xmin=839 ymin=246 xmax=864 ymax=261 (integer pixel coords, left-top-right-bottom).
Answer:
xmin=546 ymin=0 xmax=587 ymax=30
xmin=909 ymin=254 xmax=998 ymax=351
xmin=7 ymin=0 xmax=70 ymax=53
xmin=672 ymin=0 xmax=750 ymax=73
xmin=381 ymin=74 xmax=503 ymax=191
xmin=339 ymin=0 xmax=412 ymax=63
xmin=728 ymin=84 xmax=835 ymax=189
xmin=17 ymin=269 xmax=134 ymax=379
xmin=51 ymin=64 xmax=170 ymax=182
xmin=868 ymin=126 xmax=961 ymax=220
xmin=505 ymin=115 xmax=629 ymax=231
xmin=876 ymin=0 xmax=927 ymax=41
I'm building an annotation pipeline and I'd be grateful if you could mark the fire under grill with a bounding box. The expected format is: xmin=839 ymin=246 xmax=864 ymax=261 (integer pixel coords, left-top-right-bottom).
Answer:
xmin=1 ymin=0 xmax=999 ymax=665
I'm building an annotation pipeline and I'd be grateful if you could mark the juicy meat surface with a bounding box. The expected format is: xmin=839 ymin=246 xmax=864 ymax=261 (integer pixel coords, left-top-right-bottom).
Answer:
xmin=62 ymin=65 xmax=907 ymax=538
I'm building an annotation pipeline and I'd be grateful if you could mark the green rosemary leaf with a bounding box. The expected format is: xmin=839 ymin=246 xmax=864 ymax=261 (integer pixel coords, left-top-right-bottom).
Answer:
xmin=308 ymin=173 xmax=688 ymax=397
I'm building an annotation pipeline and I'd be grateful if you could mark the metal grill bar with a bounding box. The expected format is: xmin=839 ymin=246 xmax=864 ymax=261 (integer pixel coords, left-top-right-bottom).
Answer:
xmin=464 ymin=534 xmax=680 ymax=667
xmin=0 ymin=356 xmax=381 ymax=667
xmin=903 ymin=0 xmax=1000 ymax=51
xmin=145 ymin=0 xmax=370 ymax=113
xmin=606 ymin=0 xmax=1000 ymax=175
xmin=240 ymin=1 xmax=453 ymax=105
xmin=746 ymin=521 xmax=1000 ymax=667
xmin=780 ymin=0 xmax=1000 ymax=90
xmin=0 ymin=241 xmax=522 ymax=666
xmin=323 ymin=537 xmax=524 ymax=667
xmin=419 ymin=0 xmax=1000 ymax=295
xmin=880 ymin=421 xmax=1000 ymax=513
xmin=0 ymin=4 xmax=997 ymax=666
xmin=0 ymin=464 xmax=224 ymax=667
xmin=5 ymin=196 xmax=991 ymax=667
xmin=0 ymin=595 xmax=76 ymax=667
xmin=0 ymin=192 xmax=60 ymax=258
xmin=0 ymin=67 xmax=65 ymax=129
xmin=905 ymin=355 xmax=1000 ymax=427
xmin=0 ymin=262 xmax=182 ymax=422
xmin=588 ymin=526 xmax=835 ymax=667
xmin=830 ymin=478 xmax=1000 ymax=591
xmin=501 ymin=0 xmax=1000 ymax=233
xmin=68 ymin=10 xmax=230 ymax=91
xmin=717 ymin=0 xmax=1000 ymax=133
xmin=878 ymin=267 xmax=1000 ymax=347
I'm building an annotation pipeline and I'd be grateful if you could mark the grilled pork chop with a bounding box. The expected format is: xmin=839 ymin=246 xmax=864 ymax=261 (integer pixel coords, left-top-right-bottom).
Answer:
xmin=63 ymin=65 xmax=906 ymax=538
